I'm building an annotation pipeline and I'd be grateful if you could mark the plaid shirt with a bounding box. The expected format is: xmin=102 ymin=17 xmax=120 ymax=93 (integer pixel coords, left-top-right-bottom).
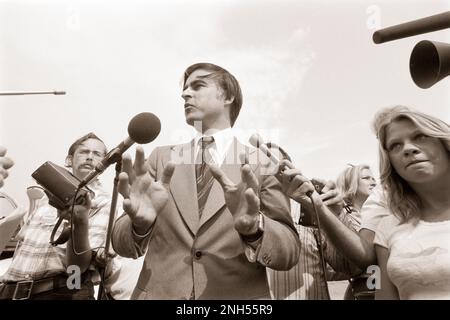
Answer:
xmin=0 ymin=180 xmax=111 ymax=283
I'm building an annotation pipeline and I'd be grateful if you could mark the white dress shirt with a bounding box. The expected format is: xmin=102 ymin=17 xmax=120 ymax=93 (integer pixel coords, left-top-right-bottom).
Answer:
xmin=193 ymin=127 xmax=235 ymax=166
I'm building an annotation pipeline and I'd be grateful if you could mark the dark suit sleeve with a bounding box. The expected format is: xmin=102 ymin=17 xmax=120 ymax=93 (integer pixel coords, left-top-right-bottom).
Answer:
xmin=252 ymin=152 xmax=301 ymax=271
xmin=111 ymin=147 xmax=159 ymax=259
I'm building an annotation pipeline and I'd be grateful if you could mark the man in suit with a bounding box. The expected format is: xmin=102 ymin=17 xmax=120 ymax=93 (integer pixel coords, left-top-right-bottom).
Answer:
xmin=112 ymin=63 xmax=300 ymax=299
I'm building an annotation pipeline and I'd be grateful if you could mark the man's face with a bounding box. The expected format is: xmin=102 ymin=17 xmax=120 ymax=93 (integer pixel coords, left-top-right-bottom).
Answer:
xmin=181 ymin=69 xmax=231 ymax=131
xmin=69 ymin=138 xmax=106 ymax=180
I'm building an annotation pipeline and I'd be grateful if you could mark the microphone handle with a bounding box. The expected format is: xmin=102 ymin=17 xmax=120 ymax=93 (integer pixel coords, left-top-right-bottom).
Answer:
xmin=258 ymin=143 xmax=280 ymax=166
xmin=79 ymin=137 xmax=134 ymax=188
xmin=79 ymin=167 xmax=103 ymax=189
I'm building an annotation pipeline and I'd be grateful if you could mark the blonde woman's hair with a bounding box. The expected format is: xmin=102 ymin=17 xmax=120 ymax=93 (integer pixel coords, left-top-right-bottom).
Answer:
xmin=372 ymin=105 xmax=450 ymax=222
xmin=336 ymin=164 xmax=371 ymax=206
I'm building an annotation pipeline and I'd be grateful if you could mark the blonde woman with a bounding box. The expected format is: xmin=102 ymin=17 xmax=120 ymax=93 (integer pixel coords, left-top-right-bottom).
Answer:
xmin=372 ymin=106 xmax=450 ymax=299
xmin=336 ymin=164 xmax=377 ymax=228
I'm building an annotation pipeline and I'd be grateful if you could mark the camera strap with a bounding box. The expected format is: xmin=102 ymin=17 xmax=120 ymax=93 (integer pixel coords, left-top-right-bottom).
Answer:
xmin=49 ymin=216 xmax=71 ymax=246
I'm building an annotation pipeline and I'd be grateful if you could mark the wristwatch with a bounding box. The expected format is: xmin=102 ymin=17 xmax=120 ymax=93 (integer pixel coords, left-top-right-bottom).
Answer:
xmin=241 ymin=212 xmax=264 ymax=243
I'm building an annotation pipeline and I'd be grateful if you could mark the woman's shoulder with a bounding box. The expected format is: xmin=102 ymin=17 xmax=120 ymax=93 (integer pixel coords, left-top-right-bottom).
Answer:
xmin=375 ymin=214 xmax=402 ymax=238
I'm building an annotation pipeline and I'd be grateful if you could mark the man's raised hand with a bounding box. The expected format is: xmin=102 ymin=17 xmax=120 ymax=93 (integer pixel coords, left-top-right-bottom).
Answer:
xmin=209 ymin=156 xmax=260 ymax=236
xmin=118 ymin=146 xmax=175 ymax=235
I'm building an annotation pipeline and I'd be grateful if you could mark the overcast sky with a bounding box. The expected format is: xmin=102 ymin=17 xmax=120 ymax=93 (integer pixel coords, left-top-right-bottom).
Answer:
xmin=1 ymin=0 xmax=450 ymax=206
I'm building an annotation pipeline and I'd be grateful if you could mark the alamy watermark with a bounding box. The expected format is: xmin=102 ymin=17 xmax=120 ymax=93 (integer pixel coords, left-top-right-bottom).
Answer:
xmin=66 ymin=265 xmax=81 ymax=290
xmin=366 ymin=264 xmax=381 ymax=290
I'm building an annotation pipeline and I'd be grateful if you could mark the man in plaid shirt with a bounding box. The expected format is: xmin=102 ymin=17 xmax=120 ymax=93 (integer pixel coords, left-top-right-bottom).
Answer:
xmin=0 ymin=133 xmax=111 ymax=300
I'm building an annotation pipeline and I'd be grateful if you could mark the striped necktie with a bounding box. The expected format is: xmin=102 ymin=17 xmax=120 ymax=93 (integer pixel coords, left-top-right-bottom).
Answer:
xmin=195 ymin=136 xmax=215 ymax=217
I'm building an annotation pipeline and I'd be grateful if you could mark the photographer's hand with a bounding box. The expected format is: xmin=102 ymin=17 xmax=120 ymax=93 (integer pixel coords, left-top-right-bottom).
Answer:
xmin=66 ymin=192 xmax=93 ymax=273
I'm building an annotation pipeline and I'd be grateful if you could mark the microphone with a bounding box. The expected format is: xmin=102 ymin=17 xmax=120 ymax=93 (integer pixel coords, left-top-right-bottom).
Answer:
xmin=248 ymin=133 xmax=280 ymax=166
xmin=249 ymin=134 xmax=315 ymax=197
xmin=373 ymin=11 xmax=450 ymax=44
xmin=79 ymin=112 xmax=161 ymax=187
xmin=0 ymin=90 xmax=66 ymax=96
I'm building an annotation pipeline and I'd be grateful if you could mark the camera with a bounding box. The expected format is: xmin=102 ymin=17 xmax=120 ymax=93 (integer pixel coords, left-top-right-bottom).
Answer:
xmin=31 ymin=161 xmax=92 ymax=211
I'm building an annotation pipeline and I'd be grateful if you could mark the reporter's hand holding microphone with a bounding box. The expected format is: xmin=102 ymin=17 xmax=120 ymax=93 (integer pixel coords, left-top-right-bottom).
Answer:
xmin=247 ymin=133 xmax=343 ymax=224
xmin=276 ymin=159 xmax=317 ymax=208
xmin=275 ymin=159 xmax=344 ymax=225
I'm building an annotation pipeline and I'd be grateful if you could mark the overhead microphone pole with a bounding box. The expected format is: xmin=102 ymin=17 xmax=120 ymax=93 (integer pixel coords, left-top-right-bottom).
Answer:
xmin=372 ymin=11 xmax=450 ymax=44
xmin=372 ymin=11 xmax=450 ymax=88
xmin=0 ymin=91 xmax=66 ymax=96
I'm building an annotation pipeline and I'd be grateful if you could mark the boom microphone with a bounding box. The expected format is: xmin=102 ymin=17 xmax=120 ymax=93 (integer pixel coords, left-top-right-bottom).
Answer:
xmin=372 ymin=11 xmax=450 ymax=44
xmin=0 ymin=90 xmax=66 ymax=95
xmin=79 ymin=112 xmax=161 ymax=187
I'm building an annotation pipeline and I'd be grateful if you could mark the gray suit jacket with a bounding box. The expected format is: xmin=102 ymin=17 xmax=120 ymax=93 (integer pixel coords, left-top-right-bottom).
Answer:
xmin=112 ymin=138 xmax=300 ymax=299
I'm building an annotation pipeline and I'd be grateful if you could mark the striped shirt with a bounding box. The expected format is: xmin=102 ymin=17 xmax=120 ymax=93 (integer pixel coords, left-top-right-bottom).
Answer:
xmin=0 ymin=181 xmax=110 ymax=282
xmin=266 ymin=201 xmax=361 ymax=300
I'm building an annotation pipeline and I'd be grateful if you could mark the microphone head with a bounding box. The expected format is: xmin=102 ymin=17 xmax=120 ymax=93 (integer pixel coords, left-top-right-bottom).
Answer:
xmin=249 ymin=133 xmax=265 ymax=148
xmin=128 ymin=112 xmax=161 ymax=144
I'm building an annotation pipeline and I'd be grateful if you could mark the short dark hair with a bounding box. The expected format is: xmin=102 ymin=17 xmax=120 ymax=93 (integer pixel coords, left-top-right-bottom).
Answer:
xmin=183 ymin=63 xmax=243 ymax=127
xmin=67 ymin=132 xmax=107 ymax=157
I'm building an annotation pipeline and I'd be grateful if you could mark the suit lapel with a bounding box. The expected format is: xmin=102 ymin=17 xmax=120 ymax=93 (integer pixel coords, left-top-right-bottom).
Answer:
xmin=164 ymin=141 xmax=199 ymax=235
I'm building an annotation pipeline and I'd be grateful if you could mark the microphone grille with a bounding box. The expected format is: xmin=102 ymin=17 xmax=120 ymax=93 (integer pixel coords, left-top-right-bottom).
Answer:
xmin=249 ymin=133 xmax=264 ymax=148
xmin=128 ymin=112 xmax=161 ymax=144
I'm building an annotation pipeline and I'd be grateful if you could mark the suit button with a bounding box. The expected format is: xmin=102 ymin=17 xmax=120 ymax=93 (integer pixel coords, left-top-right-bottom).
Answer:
xmin=194 ymin=251 xmax=202 ymax=259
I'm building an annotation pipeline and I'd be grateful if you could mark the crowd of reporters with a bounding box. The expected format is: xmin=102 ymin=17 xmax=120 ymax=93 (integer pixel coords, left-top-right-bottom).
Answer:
xmin=1 ymin=64 xmax=449 ymax=300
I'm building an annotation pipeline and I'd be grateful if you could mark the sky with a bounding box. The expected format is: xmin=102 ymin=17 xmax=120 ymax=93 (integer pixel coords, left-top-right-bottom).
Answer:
xmin=1 ymin=0 xmax=450 ymax=206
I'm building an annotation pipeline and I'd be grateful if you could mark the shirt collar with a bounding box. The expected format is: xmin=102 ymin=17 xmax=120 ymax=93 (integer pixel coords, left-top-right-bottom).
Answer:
xmin=194 ymin=127 xmax=235 ymax=166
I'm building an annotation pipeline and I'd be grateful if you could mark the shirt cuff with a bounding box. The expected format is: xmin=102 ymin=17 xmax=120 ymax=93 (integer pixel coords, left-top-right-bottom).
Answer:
xmin=131 ymin=223 xmax=153 ymax=241
xmin=242 ymin=214 xmax=264 ymax=263
xmin=244 ymin=241 xmax=262 ymax=263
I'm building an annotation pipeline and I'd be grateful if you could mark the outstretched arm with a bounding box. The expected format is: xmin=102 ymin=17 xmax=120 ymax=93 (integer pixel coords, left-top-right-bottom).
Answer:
xmin=66 ymin=194 xmax=93 ymax=274
xmin=276 ymin=159 xmax=377 ymax=270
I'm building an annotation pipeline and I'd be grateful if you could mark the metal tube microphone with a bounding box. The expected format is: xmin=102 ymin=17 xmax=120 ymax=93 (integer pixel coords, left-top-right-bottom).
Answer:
xmin=0 ymin=91 xmax=66 ymax=96
xmin=373 ymin=11 xmax=450 ymax=44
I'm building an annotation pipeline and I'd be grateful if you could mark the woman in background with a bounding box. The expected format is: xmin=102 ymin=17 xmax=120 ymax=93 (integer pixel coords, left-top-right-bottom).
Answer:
xmin=335 ymin=164 xmax=377 ymax=299
xmin=336 ymin=164 xmax=377 ymax=230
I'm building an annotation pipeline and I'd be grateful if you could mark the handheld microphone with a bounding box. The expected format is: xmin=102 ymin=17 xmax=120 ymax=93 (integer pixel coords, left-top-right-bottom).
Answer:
xmin=249 ymin=134 xmax=318 ymax=198
xmin=248 ymin=133 xmax=280 ymax=166
xmin=372 ymin=11 xmax=450 ymax=44
xmin=79 ymin=112 xmax=161 ymax=187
